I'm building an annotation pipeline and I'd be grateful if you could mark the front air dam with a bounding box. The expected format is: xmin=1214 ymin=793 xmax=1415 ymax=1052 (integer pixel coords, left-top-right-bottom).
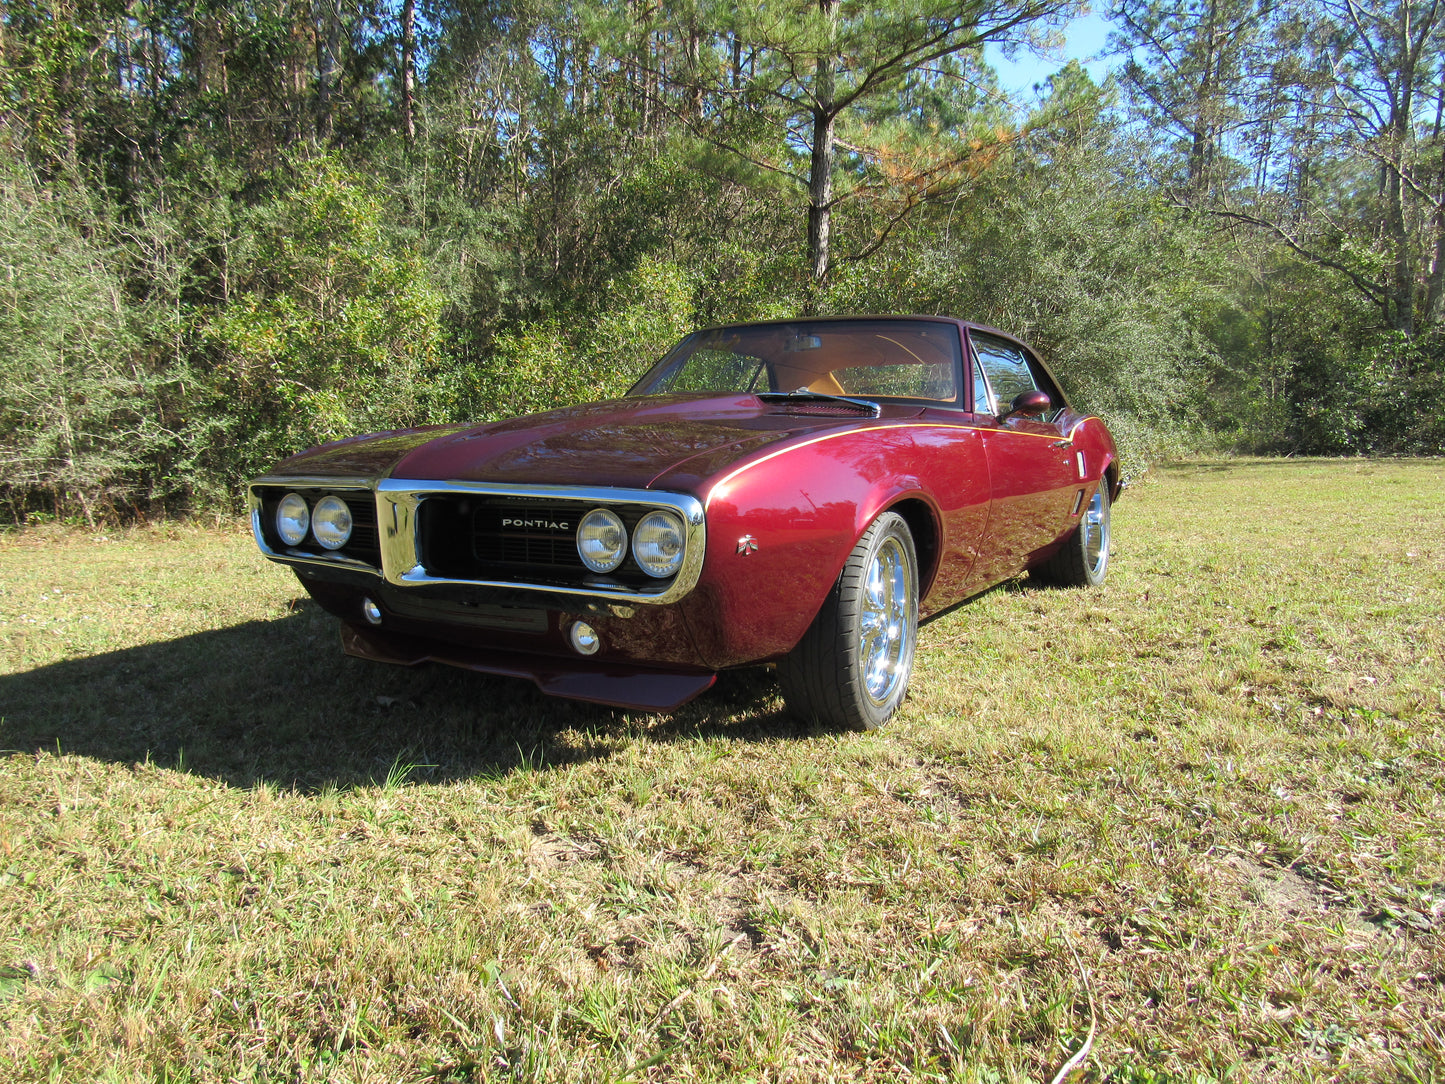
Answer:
xmin=339 ymin=623 xmax=718 ymax=712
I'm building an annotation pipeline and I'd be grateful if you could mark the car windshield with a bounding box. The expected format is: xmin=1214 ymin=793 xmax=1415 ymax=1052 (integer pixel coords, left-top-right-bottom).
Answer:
xmin=629 ymin=319 xmax=962 ymax=405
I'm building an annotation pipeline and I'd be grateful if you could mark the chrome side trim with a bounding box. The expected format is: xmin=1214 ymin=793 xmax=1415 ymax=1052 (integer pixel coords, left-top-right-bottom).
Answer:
xmin=249 ymin=476 xmax=707 ymax=606
xmin=247 ymin=480 xmax=383 ymax=578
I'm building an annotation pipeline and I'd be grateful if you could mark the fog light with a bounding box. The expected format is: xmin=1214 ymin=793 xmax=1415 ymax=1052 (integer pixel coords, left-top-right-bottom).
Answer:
xmin=361 ymin=597 xmax=383 ymax=626
xmin=569 ymin=620 xmax=600 ymax=655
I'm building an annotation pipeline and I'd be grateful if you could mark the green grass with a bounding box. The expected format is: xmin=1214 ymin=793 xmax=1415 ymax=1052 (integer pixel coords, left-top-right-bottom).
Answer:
xmin=1 ymin=458 xmax=1442 ymax=1082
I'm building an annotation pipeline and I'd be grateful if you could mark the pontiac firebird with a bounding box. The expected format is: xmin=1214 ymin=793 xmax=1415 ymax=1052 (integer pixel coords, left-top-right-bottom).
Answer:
xmin=248 ymin=316 xmax=1119 ymax=730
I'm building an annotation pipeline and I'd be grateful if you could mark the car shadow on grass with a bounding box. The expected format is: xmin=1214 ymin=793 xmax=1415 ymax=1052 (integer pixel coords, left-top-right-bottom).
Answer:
xmin=0 ymin=599 xmax=800 ymax=793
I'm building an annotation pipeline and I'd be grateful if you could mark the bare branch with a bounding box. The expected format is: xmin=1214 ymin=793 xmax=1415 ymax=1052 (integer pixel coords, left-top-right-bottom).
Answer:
xmin=1203 ymin=200 xmax=1388 ymax=305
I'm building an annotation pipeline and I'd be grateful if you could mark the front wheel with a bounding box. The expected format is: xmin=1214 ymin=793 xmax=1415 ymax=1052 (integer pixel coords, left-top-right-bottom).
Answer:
xmin=1035 ymin=479 xmax=1111 ymax=587
xmin=778 ymin=511 xmax=919 ymax=731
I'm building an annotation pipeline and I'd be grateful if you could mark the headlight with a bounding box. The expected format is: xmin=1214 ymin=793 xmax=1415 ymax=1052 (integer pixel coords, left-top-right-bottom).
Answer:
xmin=276 ymin=493 xmax=310 ymax=547
xmin=311 ymin=495 xmax=354 ymax=550
xmin=577 ymin=508 xmax=627 ymax=573
xmin=633 ymin=510 xmax=685 ymax=578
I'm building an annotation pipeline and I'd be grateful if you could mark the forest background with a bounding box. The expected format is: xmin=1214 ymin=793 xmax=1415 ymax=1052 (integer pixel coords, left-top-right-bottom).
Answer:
xmin=1 ymin=0 xmax=1443 ymax=524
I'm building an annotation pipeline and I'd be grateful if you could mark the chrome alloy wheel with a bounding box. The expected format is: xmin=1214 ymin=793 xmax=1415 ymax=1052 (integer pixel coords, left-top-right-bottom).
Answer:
xmin=1082 ymin=483 xmax=1111 ymax=581
xmin=777 ymin=510 xmax=919 ymax=730
xmin=858 ymin=533 xmax=917 ymax=707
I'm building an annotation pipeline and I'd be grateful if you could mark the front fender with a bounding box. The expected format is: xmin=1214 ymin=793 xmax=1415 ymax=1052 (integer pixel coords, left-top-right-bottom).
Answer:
xmin=1067 ymin=416 xmax=1120 ymax=498
xmin=677 ymin=428 xmax=944 ymax=669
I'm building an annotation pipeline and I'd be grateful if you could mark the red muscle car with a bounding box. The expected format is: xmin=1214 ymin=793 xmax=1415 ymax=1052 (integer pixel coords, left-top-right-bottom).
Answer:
xmin=248 ymin=316 xmax=1119 ymax=729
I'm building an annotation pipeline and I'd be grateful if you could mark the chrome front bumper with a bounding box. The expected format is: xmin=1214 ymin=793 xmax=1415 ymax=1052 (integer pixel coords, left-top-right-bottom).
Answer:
xmin=248 ymin=476 xmax=707 ymax=606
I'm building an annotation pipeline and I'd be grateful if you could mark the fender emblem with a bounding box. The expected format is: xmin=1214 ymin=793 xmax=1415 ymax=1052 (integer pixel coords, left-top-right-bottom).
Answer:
xmin=737 ymin=535 xmax=759 ymax=555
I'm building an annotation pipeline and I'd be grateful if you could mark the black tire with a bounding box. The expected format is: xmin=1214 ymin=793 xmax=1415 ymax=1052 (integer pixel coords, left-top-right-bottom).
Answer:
xmin=778 ymin=511 xmax=918 ymax=731
xmin=1035 ymin=479 xmax=1111 ymax=587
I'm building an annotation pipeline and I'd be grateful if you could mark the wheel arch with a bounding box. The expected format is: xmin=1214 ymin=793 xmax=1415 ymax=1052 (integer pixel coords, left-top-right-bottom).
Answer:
xmin=883 ymin=496 xmax=940 ymax=599
xmin=1074 ymin=415 xmax=1121 ymax=501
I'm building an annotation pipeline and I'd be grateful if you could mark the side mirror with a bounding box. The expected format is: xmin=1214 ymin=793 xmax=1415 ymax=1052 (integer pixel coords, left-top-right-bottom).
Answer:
xmin=999 ymin=389 xmax=1052 ymax=421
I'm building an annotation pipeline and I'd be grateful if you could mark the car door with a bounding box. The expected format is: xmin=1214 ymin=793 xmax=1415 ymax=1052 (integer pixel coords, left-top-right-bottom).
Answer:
xmin=967 ymin=330 xmax=1080 ymax=585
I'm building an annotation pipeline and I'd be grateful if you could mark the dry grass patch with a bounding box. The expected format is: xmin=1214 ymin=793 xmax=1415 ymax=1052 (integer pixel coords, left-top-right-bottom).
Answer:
xmin=1 ymin=458 xmax=1442 ymax=1082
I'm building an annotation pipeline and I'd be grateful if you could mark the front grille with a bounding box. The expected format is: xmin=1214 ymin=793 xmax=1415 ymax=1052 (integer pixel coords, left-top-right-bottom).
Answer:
xmin=341 ymin=496 xmax=380 ymax=564
xmin=419 ymin=496 xmax=662 ymax=588
xmin=473 ymin=502 xmax=581 ymax=569
xmin=480 ymin=533 xmax=578 ymax=566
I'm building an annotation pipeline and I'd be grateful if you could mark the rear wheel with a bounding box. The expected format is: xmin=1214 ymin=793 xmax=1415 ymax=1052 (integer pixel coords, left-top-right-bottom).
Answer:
xmin=1036 ymin=479 xmax=1111 ymax=587
xmin=778 ymin=511 xmax=918 ymax=731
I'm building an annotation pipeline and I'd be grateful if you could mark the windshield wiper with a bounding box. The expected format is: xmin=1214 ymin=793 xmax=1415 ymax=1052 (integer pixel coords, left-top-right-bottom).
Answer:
xmin=757 ymin=390 xmax=881 ymax=416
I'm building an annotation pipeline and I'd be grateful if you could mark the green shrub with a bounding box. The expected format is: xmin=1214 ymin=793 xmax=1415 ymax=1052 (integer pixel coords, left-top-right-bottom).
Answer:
xmin=198 ymin=155 xmax=446 ymax=480
xmin=0 ymin=163 xmax=172 ymax=522
xmin=468 ymin=258 xmax=699 ymax=420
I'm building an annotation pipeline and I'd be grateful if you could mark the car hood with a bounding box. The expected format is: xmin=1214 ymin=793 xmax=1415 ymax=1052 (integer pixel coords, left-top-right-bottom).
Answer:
xmin=267 ymin=394 xmax=923 ymax=492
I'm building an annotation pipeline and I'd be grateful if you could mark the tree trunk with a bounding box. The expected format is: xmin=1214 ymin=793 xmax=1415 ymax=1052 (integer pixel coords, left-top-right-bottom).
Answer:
xmin=315 ymin=0 xmax=340 ymax=141
xmin=807 ymin=105 xmax=835 ymax=284
xmin=1186 ymin=0 xmax=1220 ymax=196
xmin=1383 ymin=134 xmax=1413 ymax=334
xmin=1429 ymin=213 xmax=1445 ymax=329
xmin=1423 ymin=59 xmax=1445 ymax=326
xmin=685 ymin=21 xmax=703 ymax=119
xmin=807 ymin=0 xmax=839 ymax=285
xmin=401 ymin=0 xmax=416 ymax=147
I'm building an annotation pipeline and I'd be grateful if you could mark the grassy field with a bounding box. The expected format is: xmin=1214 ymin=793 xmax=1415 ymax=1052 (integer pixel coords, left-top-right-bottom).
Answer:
xmin=1 ymin=458 xmax=1442 ymax=1083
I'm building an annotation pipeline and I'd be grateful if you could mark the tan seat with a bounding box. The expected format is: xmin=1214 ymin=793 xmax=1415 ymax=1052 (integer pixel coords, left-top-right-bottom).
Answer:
xmin=806 ymin=371 xmax=847 ymax=395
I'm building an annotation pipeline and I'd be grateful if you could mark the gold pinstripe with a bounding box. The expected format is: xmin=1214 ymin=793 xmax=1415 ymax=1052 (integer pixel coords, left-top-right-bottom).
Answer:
xmin=704 ymin=417 xmax=1105 ymax=509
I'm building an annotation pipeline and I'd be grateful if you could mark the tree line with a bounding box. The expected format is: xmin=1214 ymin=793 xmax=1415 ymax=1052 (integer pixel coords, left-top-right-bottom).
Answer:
xmin=0 ymin=0 xmax=1441 ymax=522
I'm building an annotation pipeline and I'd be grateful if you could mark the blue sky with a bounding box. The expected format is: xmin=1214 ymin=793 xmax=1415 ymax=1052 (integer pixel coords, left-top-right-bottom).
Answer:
xmin=984 ymin=10 xmax=1118 ymax=98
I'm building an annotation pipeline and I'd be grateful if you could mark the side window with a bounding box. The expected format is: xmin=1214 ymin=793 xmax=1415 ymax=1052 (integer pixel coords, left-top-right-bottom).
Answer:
xmin=971 ymin=356 xmax=993 ymax=414
xmin=1022 ymin=349 xmax=1064 ymax=412
xmin=971 ymin=332 xmax=1037 ymax=411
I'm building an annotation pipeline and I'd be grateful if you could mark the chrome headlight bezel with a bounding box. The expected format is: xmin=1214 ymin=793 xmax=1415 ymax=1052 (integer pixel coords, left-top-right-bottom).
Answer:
xmin=276 ymin=492 xmax=310 ymax=547
xmin=632 ymin=509 xmax=686 ymax=579
xmin=311 ymin=494 xmax=354 ymax=551
xmin=577 ymin=507 xmax=628 ymax=573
